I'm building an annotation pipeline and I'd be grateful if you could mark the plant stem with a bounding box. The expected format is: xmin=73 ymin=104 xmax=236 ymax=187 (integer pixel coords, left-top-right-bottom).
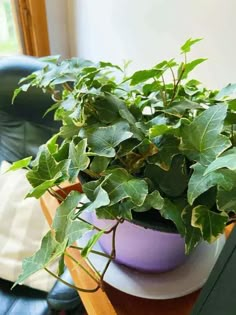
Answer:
xmin=161 ymin=75 xmax=167 ymax=107
xmin=70 ymin=245 xmax=112 ymax=259
xmin=63 ymin=82 xmax=73 ymax=92
xmin=44 ymin=267 xmax=99 ymax=293
xmin=169 ymin=66 xmax=176 ymax=85
xmin=100 ymin=220 xmax=120 ymax=285
xmin=56 ymin=185 xmax=68 ymax=196
xmin=48 ymin=189 xmax=64 ymax=202
xmin=75 ymin=215 xmax=120 ymax=235
xmin=168 ymin=65 xmax=185 ymax=107
xmin=64 ymin=252 xmax=101 ymax=285
xmin=231 ymin=124 xmax=235 ymax=146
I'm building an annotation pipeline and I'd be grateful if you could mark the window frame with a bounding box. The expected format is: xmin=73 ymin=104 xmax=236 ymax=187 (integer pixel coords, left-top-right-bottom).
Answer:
xmin=15 ymin=0 xmax=50 ymax=56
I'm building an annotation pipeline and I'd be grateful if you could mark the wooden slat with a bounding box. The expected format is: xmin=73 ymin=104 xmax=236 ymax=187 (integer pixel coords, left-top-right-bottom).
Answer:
xmin=17 ymin=0 xmax=50 ymax=56
xmin=40 ymin=189 xmax=117 ymax=315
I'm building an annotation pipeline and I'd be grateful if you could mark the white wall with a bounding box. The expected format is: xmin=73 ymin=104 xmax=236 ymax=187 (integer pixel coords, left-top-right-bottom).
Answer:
xmin=67 ymin=0 xmax=236 ymax=89
xmin=45 ymin=0 xmax=70 ymax=58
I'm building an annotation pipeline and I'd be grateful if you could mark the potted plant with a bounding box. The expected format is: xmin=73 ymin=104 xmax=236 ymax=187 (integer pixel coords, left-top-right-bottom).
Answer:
xmin=10 ymin=38 xmax=236 ymax=292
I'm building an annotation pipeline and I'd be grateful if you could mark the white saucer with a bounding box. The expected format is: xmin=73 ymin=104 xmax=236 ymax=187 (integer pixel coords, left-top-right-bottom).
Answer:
xmin=78 ymin=233 xmax=225 ymax=299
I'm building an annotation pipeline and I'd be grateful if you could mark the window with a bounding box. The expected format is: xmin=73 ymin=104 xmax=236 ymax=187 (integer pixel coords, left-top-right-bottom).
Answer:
xmin=0 ymin=0 xmax=50 ymax=57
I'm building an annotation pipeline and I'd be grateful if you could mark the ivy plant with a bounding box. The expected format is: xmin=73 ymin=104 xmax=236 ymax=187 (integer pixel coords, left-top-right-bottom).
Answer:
xmin=10 ymin=38 xmax=236 ymax=291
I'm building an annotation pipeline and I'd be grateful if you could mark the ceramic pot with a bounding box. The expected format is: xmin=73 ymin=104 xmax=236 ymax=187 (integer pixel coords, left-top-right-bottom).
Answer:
xmin=91 ymin=214 xmax=187 ymax=273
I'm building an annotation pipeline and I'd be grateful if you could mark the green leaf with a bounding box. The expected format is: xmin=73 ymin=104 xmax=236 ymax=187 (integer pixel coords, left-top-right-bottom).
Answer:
xmin=60 ymin=94 xmax=78 ymax=111
xmin=99 ymin=61 xmax=122 ymax=71
xmin=150 ymin=135 xmax=180 ymax=170
xmin=57 ymin=254 xmax=65 ymax=276
xmin=93 ymin=95 xmax=121 ymax=123
xmin=6 ymin=157 xmax=32 ymax=172
xmin=94 ymin=95 xmax=136 ymax=125
xmin=46 ymin=134 xmax=59 ymax=155
xmin=215 ymin=83 xmax=236 ymax=101
xmin=228 ymin=99 xmax=236 ymax=111
xmin=60 ymin=120 xmax=79 ymax=139
xmin=69 ymin=139 xmax=90 ymax=179
xmin=14 ymin=231 xmax=66 ymax=288
xmin=52 ymin=191 xmax=91 ymax=245
xmin=217 ymin=187 xmax=236 ymax=213
xmin=82 ymin=178 xmax=110 ymax=212
xmin=159 ymin=198 xmax=185 ymax=236
xmin=133 ymin=190 xmax=164 ymax=212
xmin=187 ymin=163 xmax=231 ymax=205
xmin=192 ymin=205 xmax=228 ymax=242
xmin=130 ymin=69 xmax=163 ymax=85
xmin=12 ymin=87 xmax=22 ymax=104
xmin=180 ymin=104 xmax=231 ymax=165
xmin=40 ymin=55 xmax=61 ymax=64
xmin=182 ymin=206 xmax=202 ymax=254
xmin=145 ymin=155 xmax=189 ymax=197
xmin=26 ymin=178 xmax=60 ymax=198
xmin=182 ymin=59 xmax=207 ymax=80
xmin=204 ymin=148 xmax=236 ymax=174
xmin=96 ymin=200 xmax=135 ymax=220
xmin=162 ymin=99 xmax=202 ymax=117
xmin=181 ymin=38 xmax=203 ymax=54
xmin=149 ymin=125 xmax=171 ymax=138
xmin=79 ymin=120 xmax=133 ymax=157
xmin=90 ymin=156 xmax=110 ymax=174
xmin=81 ymin=230 xmax=105 ymax=258
xmin=26 ymin=147 xmax=70 ymax=187
xmin=103 ymin=168 xmax=148 ymax=206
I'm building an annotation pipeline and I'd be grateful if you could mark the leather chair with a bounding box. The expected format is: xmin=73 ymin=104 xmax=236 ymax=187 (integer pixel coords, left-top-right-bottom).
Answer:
xmin=0 ymin=56 xmax=85 ymax=315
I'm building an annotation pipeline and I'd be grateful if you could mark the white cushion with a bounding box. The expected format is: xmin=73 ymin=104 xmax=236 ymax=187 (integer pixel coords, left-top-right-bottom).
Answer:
xmin=0 ymin=161 xmax=56 ymax=292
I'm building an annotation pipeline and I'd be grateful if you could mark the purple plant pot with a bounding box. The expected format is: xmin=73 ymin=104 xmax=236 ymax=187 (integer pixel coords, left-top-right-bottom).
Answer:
xmin=91 ymin=214 xmax=187 ymax=273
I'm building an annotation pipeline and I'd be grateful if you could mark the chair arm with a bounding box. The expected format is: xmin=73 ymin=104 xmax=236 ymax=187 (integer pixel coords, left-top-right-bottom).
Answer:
xmin=47 ymin=268 xmax=85 ymax=313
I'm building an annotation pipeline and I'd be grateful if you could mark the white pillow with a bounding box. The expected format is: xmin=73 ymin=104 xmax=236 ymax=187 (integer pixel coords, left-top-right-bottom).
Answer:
xmin=0 ymin=161 xmax=56 ymax=292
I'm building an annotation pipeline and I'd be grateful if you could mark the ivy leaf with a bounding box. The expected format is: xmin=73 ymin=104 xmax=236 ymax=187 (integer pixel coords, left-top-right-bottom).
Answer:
xmin=6 ymin=157 xmax=32 ymax=172
xmin=26 ymin=178 xmax=60 ymax=199
xmin=82 ymin=178 xmax=110 ymax=212
xmin=90 ymin=156 xmax=110 ymax=174
xmin=81 ymin=230 xmax=105 ymax=258
xmin=52 ymin=191 xmax=91 ymax=245
xmin=217 ymin=187 xmax=236 ymax=213
xmin=159 ymin=198 xmax=185 ymax=236
xmin=94 ymin=95 xmax=136 ymax=125
xmin=149 ymin=125 xmax=171 ymax=138
xmin=26 ymin=146 xmax=69 ymax=187
xmin=59 ymin=94 xmax=78 ymax=111
xmin=192 ymin=205 xmax=228 ymax=243
xmin=182 ymin=206 xmax=202 ymax=254
xmin=79 ymin=121 xmax=133 ymax=157
xmin=187 ymin=163 xmax=231 ymax=205
xmin=180 ymin=104 xmax=231 ymax=165
xmin=182 ymin=59 xmax=207 ymax=80
xmin=162 ymin=99 xmax=202 ymax=117
xmin=215 ymin=83 xmax=236 ymax=101
xmin=145 ymin=155 xmax=189 ymax=197
xmin=96 ymin=200 xmax=135 ymax=220
xmin=181 ymin=38 xmax=203 ymax=54
xmin=204 ymin=148 xmax=236 ymax=174
xmin=133 ymin=191 xmax=164 ymax=212
xmin=46 ymin=134 xmax=59 ymax=155
xmin=150 ymin=135 xmax=180 ymax=171
xmin=69 ymin=139 xmax=90 ymax=180
xmin=60 ymin=120 xmax=79 ymax=139
xmin=103 ymin=168 xmax=148 ymax=206
xmin=130 ymin=69 xmax=163 ymax=85
xmin=13 ymin=231 xmax=66 ymax=288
